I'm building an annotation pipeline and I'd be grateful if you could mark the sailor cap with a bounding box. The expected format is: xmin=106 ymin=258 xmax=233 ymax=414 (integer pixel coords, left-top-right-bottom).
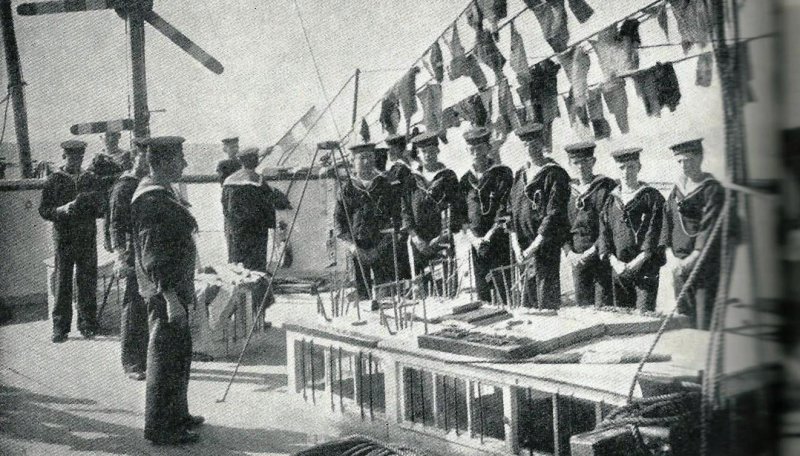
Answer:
xmin=670 ymin=138 xmax=704 ymax=155
xmin=463 ymin=127 xmax=491 ymax=146
xmin=514 ymin=123 xmax=544 ymax=142
xmin=564 ymin=142 xmax=596 ymax=159
xmin=61 ymin=140 xmax=87 ymax=153
xmin=610 ymin=147 xmax=642 ymax=162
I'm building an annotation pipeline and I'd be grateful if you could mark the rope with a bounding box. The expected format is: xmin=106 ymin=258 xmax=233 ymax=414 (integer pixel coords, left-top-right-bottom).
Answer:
xmin=0 ymin=90 xmax=12 ymax=145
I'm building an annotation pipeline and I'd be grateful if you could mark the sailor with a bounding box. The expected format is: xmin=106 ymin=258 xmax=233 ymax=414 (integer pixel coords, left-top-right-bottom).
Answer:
xmin=382 ymin=133 xmax=415 ymax=280
xmin=508 ymin=123 xmax=570 ymax=309
xmin=39 ymin=140 xmax=104 ymax=342
xmin=216 ymin=136 xmax=242 ymax=185
xmin=334 ymin=142 xmax=395 ymax=299
xmin=109 ymin=137 xmax=150 ymax=380
xmin=460 ymin=127 xmax=514 ymax=303
xmin=403 ymin=131 xmax=465 ymax=280
xmin=664 ymin=139 xmax=725 ymax=329
xmin=222 ymin=147 xmax=290 ymax=272
xmin=564 ymin=142 xmax=617 ymax=308
xmin=131 ymin=136 xmax=203 ymax=445
xmin=598 ymin=148 xmax=667 ymax=312
xmin=102 ymin=130 xmax=130 ymax=168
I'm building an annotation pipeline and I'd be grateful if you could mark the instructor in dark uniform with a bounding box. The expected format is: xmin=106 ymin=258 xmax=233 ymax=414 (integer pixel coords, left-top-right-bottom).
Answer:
xmin=460 ymin=127 xmax=514 ymax=303
xmin=664 ymin=139 xmax=724 ymax=329
xmin=508 ymin=123 xmax=570 ymax=310
xmin=598 ymin=148 xmax=667 ymax=312
xmin=564 ymin=142 xmax=616 ymax=308
xmin=131 ymin=136 xmax=203 ymax=445
xmin=110 ymin=137 xmax=150 ymax=380
xmin=39 ymin=140 xmax=104 ymax=342
xmin=216 ymin=136 xmax=241 ymax=184
xmin=335 ymin=142 xmax=396 ymax=299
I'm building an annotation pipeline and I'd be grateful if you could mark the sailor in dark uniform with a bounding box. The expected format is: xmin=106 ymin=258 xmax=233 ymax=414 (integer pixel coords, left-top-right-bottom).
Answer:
xmin=403 ymin=131 xmax=465 ymax=280
xmin=216 ymin=136 xmax=241 ymax=184
xmin=131 ymin=136 xmax=203 ymax=445
xmin=564 ymin=142 xmax=617 ymax=307
xmin=382 ymin=133 xmax=415 ymax=281
xmin=508 ymin=123 xmax=570 ymax=310
xmin=335 ymin=142 xmax=396 ymax=299
xmin=110 ymin=137 xmax=150 ymax=380
xmin=598 ymin=148 xmax=667 ymax=312
xmin=664 ymin=139 xmax=725 ymax=329
xmin=460 ymin=127 xmax=514 ymax=303
xmin=222 ymin=147 xmax=289 ymax=272
xmin=39 ymin=140 xmax=104 ymax=342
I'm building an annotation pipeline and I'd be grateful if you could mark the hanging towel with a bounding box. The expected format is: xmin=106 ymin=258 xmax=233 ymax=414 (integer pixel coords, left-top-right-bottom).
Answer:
xmin=668 ymin=0 xmax=711 ymax=53
xmin=530 ymin=0 xmax=570 ymax=53
xmin=445 ymin=24 xmax=468 ymax=80
xmin=380 ymin=91 xmax=401 ymax=134
xmin=429 ymin=42 xmax=445 ymax=83
xmin=476 ymin=28 xmax=507 ymax=78
xmin=567 ymin=0 xmax=594 ymax=23
xmin=695 ymin=52 xmax=713 ymax=87
xmin=509 ymin=23 xmax=531 ymax=86
xmin=558 ymin=46 xmax=591 ymax=110
xmin=645 ymin=3 xmax=670 ymax=40
xmin=591 ymin=25 xmax=640 ymax=80
xmin=601 ymin=78 xmax=630 ymax=134
xmin=393 ymin=67 xmax=420 ymax=123
xmin=418 ymin=83 xmax=444 ymax=134
xmin=587 ymin=88 xmax=611 ymax=139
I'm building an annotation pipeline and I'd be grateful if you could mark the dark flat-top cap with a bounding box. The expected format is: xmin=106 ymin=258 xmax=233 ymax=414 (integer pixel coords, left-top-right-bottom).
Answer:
xmin=385 ymin=133 xmax=407 ymax=147
xmin=514 ymin=123 xmax=544 ymax=141
xmin=565 ymin=141 xmax=596 ymax=159
xmin=61 ymin=139 xmax=87 ymax=152
xmin=463 ymin=127 xmax=491 ymax=146
xmin=237 ymin=147 xmax=259 ymax=157
xmin=670 ymin=138 xmax=703 ymax=154
xmin=348 ymin=142 xmax=376 ymax=154
xmin=411 ymin=131 xmax=440 ymax=148
xmin=221 ymin=136 xmax=239 ymax=144
xmin=610 ymin=147 xmax=642 ymax=162
xmin=148 ymin=136 xmax=186 ymax=154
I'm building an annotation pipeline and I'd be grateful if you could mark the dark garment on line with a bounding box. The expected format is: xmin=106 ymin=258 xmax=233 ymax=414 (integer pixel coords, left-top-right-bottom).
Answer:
xmin=465 ymin=54 xmax=488 ymax=90
xmin=497 ymin=76 xmax=520 ymax=132
xmin=591 ymin=25 xmax=640 ymax=80
xmin=619 ymin=19 xmax=641 ymax=44
xmin=467 ymin=1 xmax=483 ymax=31
xmin=39 ymin=168 xmax=104 ymax=335
xmin=216 ymin=158 xmax=241 ymax=185
xmin=476 ymin=28 xmax=506 ymax=78
xmin=446 ymin=24 xmax=468 ymax=81
xmin=509 ymin=162 xmax=570 ymax=309
xmin=130 ymin=178 xmax=197 ymax=442
xmin=222 ymin=168 xmax=281 ymax=272
xmin=418 ymin=83 xmax=443 ymax=134
xmin=664 ymin=176 xmax=724 ymax=329
xmin=587 ymin=88 xmax=611 ymax=139
xmin=472 ymin=0 xmax=508 ymax=32
xmin=645 ymin=3 xmax=670 ymax=40
xmin=696 ymin=52 xmax=714 ymax=87
xmin=519 ymin=59 xmax=561 ymax=126
xmin=630 ymin=62 xmax=681 ymax=117
xmin=558 ymin=46 xmax=591 ymax=110
xmin=668 ymin=0 xmax=711 ymax=52
xmin=454 ymin=93 xmax=489 ymax=128
xmin=509 ymin=23 xmax=530 ymax=86
xmin=109 ymin=174 xmax=148 ymax=373
xmin=529 ymin=0 xmax=570 ymax=53
xmin=429 ymin=41 xmax=444 ymax=83
xmin=601 ymin=78 xmax=630 ymax=133
xmin=564 ymin=89 xmax=590 ymax=128
xmin=567 ymin=176 xmax=616 ymax=307
xmin=598 ymin=186 xmax=667 ymax=311
xmin=568 ymin=0 xmax=594 ymax=23
xmin=380 ymin=91 xmax=401 ymax=135
xmin=441 ymin=106 xmax=462 ymax=130
xmin=461 ymin=166 xmax=514 ymax=303
xmin=394 ymin=67 xmax=420 ymax=125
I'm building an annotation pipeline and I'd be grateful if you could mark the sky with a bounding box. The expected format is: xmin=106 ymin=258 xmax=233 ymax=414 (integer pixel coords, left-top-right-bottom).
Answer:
xmin=0 ymin=0 xmax=782 ymax=182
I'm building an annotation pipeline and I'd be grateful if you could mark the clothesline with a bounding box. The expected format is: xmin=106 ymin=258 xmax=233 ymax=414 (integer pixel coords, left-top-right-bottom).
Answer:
xmin=637 ymin=32 xmax=776 ymax=49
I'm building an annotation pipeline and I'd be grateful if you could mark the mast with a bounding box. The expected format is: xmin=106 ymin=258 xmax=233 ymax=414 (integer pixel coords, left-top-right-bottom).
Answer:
xmin=0 ymin=0 xmax=33 ymax=178
xmin=128 ymin=6 xmax=149 ymax=139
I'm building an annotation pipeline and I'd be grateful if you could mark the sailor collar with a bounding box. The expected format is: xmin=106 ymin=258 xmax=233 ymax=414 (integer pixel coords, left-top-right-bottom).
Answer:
xmin=522 ymin=161 xmax=560 ymax=187
xmin=611 ymin=182 xmax=654 ymax=206
xmin=223 ymin=168 xmax=263 ymax=187
xmin=54 ymin=167 xmax=87 ymax=181
xmin=673 ymin=173 xmax=717 ymax=199
xmin=465 ymin=164 xmax=508 ymax=191
xmin=572 ymin=175 xmax=614 ymax=209
xmin=131 ymin=177 xmax=191 ymax=215
xmin=351 ymin=173 xmax=384 ymax=193
xmin=413 ymin=165 xmax=449 ymax=184
xmin=385 ymin=158 xmax=410 ymax=172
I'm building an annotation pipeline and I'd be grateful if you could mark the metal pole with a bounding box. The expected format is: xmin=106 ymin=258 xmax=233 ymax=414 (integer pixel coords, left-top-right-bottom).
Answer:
xmin=351 ymin=68 xmax=360 ymax=130
xmin=128 ymin=10 xmax=149 ymax=139
xmin=0 ymin=0 xmax=32 ymax=178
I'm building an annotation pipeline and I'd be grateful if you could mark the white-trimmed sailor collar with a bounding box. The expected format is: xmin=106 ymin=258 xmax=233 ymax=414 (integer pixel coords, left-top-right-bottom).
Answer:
xmin=571 ymin=174 xmax=611 ymax=196
xmin=413 ymin=164 xmax=449 ymax=183
xmin=674 ymin=173 xmax=717 ymax=199
xmin=523 ymin=160 xmax=560 ymax=186
xmin=130 ymin=177 xmax=191 ymax=216
xmin=465 ymin=164 xmax=508 ymax=191
xmin=611 ymin=182 xmax=653 ymax=205
xmin=222 ymin=168 xmax=263 ymax=187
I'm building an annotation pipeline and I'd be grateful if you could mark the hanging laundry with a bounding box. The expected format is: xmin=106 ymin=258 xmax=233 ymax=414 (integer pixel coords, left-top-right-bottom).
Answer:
xmin=655 ymin=62 xmax=681 ymax=112
xmin=695 ymin=52 xmax=714 ymax=88
xmin=567 ymin=0 xmax=594 ymax=23
xmin=619 ymin=19 xmax=640 ymax=44
xmin=528 ymin=59 xmax=561 ymax=125
xmin=455 ymin=93 xmax=489 ymax=127
xmin=601 ymin=78 xmax=630 ymax=133
xmin=645 ymin=2 xmax=670 ymax=39
xmin=379 ymin=91 xmax=401 ymax=134
xmin=587 ymin=88 xmax=611 ymax=139
xmin=529 ymin=0 xmax=570 ymax=53
xmin=465 ymin=53 xmax=488 ymax=90
xmin=668 ymin=0 xmax=711 ymax=53
xmin=479 ymin=87 xmax=494 ymax=120
xmin=497 ymin=76 xmax=520 ymax=130
xmin=475 ymin=0 xmax=507 ymax=33
xmin=429 ymin=41 xmax=445 ymax=83
xmin=475 ymin=28 xmax=506 ymax=78
xmin=737 ymin=41 xmax=756 ymax=103
xmin=445 ymin=24 xmax=468 ymax=81
xmin=441 ymin=106 xmax=462 ymax=130
xmin=509 ymin=23 xmax=530 ymax=88
xmin=418 ymin=83 xmax=444 ymax=134
xmin=558 ymin=46 xmax=591 ymax=110
xmin=360 ymin=118 xmax=371 ymax=143
xmin=590 ymin=24 xmax=640 ymax=81
xmin=630 ymin=66 xmax=661 ymax=117
xmin=467 ymin=2 xmax=484 ymax=31
xmin=393 ymin=67 xmax=420 ymax=123
xmin=564 ymin=89 xmax=590 ymax=127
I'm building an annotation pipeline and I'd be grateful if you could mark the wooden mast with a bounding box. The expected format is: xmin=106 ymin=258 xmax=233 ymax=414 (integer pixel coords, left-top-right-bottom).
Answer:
xmin=0 ymin=0 xmax=33 ymax=178
xmin=128 ymin=4 xmax=149 ymax=139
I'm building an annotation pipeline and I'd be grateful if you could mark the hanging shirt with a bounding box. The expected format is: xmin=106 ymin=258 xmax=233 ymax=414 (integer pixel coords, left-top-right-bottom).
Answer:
xmin=509 ymin=160 xmax=571 ymax=250
xmin=403 ymin=167 xmax=465 ymax=242
xmin=668 ymin=0 xmax=711 ymax=52
xmin=460 ymin=165 xmax=514 ymax=237
xmin=393 ymin=67 xmax=420 ymax=124
xmin=598 ymin=184 xmax=667 ymax=275
xmin=567 ymin=176 xmax=617 ymax=253
xmin=590 ymin=25 xmax=640 ymax=81
xmin=664 ymin=174 xmax=725 ymax=259
xmin=529 ymin=0 xmax=570 ymax=53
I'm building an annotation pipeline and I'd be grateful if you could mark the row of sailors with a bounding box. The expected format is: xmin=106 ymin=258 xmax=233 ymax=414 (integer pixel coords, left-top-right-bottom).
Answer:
xmin=335 ymin=123 xmax=724 ymax=331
